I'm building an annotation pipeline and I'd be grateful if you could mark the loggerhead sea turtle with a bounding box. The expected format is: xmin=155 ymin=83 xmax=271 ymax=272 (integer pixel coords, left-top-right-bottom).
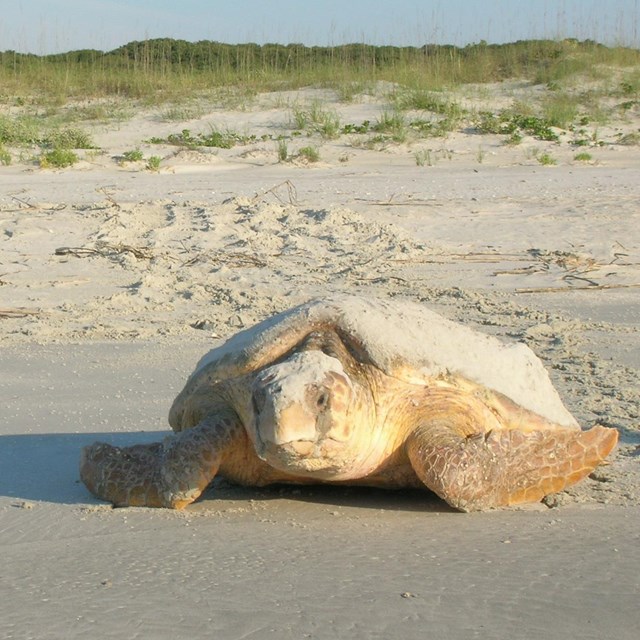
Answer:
xmin=80 ymin=296 xmax=618 ymax=512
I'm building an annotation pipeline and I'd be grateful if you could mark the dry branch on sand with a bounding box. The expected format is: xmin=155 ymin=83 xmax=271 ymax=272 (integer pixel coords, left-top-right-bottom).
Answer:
xmin=0 ymin=307 xmax=40 ymax=319
xmin=55 ymin=243 xmax=154 ymax=260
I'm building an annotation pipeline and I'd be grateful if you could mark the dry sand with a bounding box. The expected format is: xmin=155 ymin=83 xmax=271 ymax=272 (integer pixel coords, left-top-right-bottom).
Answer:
xmin=1 ymin=84 xmax=639 ymax=639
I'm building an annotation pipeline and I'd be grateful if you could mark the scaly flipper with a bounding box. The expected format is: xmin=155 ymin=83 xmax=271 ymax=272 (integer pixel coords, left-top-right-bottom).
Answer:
xmin=407 ymin=422 xmax=618 ymax=512
xmin=80 ymin=409 xmax=243 ymax=509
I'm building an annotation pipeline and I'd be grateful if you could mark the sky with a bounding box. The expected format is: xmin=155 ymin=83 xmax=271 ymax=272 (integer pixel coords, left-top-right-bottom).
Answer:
xmin=1 ymin=0 xmax=638 ymax=55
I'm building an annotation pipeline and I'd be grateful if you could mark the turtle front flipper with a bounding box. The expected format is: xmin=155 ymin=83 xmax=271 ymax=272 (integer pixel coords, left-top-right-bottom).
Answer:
xmin=406 ymin=422 xmax=618 ymax=512
xmin=80 ymin=409 xmax=243 ymax=509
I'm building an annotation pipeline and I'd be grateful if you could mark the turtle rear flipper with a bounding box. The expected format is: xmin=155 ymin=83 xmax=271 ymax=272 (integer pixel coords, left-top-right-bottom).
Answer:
xmin=80 ymin=409 xmax=243 ymax=509
xmin=407 ymin=423 xmax=618 ymax=512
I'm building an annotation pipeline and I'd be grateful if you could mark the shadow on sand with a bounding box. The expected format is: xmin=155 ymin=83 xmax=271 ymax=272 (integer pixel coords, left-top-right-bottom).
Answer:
xmin=0 ymin=431 xmax=453 ymax=513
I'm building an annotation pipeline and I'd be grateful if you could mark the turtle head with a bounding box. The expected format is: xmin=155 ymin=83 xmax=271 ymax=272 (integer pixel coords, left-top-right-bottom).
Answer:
xmin=250 ymin=348 xmax=367 ymax=478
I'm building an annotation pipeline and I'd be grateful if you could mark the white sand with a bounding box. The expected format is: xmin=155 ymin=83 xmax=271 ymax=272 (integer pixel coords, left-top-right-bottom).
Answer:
xmin=1 ymin=85 xmax=639 ymax=639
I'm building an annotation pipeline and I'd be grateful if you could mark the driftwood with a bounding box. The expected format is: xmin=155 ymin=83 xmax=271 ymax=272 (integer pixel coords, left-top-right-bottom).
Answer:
xmin=0 ymin=307 xmax=40 ymax=319
xmin=181 ymin=251 xmax=267 ymax=268
xmin=516 ymin=283 xmax=640 ymax=294
xmin=55 ymin=243 xmax=154 ymax=260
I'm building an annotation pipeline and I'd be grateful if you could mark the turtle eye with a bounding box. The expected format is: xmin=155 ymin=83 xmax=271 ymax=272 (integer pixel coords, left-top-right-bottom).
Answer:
xmin=317 ymin=392 xmax=329 ymax=410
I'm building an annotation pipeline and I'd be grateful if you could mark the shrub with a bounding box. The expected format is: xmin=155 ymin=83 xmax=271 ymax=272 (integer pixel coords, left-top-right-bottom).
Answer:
xmin=122 ymin=148 xmax=144 ymax=162
xmin=39 ymin=148 xmax=78 ymax=168
xmin=297 ymin=146 xmax=320 ymax=162
xmin=146 ymin=155 xmax=161 ymax=171
xmin=45 ymin=127 xmax=94 ymax=149
xmin=537 ymin=152 xmax=557 ymax=166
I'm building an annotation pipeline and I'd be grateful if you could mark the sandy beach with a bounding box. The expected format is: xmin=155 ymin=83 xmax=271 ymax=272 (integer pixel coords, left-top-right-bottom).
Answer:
xmin=1 ymin=84 xmax=639 ymax=639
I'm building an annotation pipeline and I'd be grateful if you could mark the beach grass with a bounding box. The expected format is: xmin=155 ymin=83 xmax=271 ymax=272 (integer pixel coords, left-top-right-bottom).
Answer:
xmin=1 ymin=38 xmax=638 ymax=164
xmin=1 ymin=39 xmax=639 ymax=108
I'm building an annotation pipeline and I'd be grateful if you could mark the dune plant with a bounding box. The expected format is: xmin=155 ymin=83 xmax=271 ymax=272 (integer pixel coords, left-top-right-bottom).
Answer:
xmin=121 ymin=148 xmax=144 ymax=162
xmin=373 ymin=110 xmax=408 ymax=143
xmin=39 ymin=148 xmax=78 ymax=168
xmin=146 ymin=155 xmax=161 ymax=171
xmin=276 ymin=139 xmax=289 ymax=162
xmin=297 ymin=145 xmax=320 ymax=162
xmin=45 ymin=127 xmax=95 ymax=149
xmin=290 ymin=102 xmax=341 ymax=139
xmin=0 ymin=144 xmax=11 ymax=165
xmin=537 ymin=152 xmax=557 ymax=166
xmin=0 ymin=39 xmax=638 ymax=106
xmin=414 ymin=149 xmax=432 ymax=166
xmin=0 ymin=115 xmax=95 ymax=150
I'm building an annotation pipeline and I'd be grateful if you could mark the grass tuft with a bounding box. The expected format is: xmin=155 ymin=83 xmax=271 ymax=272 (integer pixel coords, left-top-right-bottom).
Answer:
xmin=39 ymin=148 xmax=78 ymax=168
xmin=297 ymin=145 xmax=320 ymax=163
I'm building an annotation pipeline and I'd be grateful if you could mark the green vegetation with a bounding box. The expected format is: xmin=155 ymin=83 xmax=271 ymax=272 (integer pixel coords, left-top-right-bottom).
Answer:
xmin=0 ymin=144 xmax=11 ymax=165
xmin=0 ymin=37 xmax=638 ymax=166
xmin=150 ymin=126 xmax=260 ymax=148
xmin=373 ymin=110 xmax=408 ymax=142
xmin=121 ymin=148 xmax=144 ymax=162
xmin=297 ymin=145 xmax=320 ymax=163
xmin=146 ymin=155 xmax=161 ymax=171
xmin=537 ymin=152 xmax=557 ymax=166
xmin=414 ymin=148 xmax=431 ymax=166
xmin=290 ymin=102 xmax=341 ymax=139
xmin=475 ymin=110 xmax=560 ymax=141
xmin=1 ymin=38 xmax=638 ymax=106
xmin=574 ymin=152 xmax=593 ymax=161
xmin=276 ymin=138 xmax=289 ymax=162
xmin=0 ymin=115 xmax=95 ymax=151
xmin=39 ymin=148 xmax=78 ymax=168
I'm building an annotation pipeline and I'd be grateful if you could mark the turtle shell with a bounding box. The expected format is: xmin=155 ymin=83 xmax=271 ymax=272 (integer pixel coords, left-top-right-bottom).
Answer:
xmin=170 ymin=296 xmax=578 ymax=429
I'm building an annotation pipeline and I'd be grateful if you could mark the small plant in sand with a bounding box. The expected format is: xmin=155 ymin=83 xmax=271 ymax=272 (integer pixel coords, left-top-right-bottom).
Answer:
xmin=45 ymin=127 xmax=95 ymax=150
xmin=290 ymin=102 xmax=341 ymax=139
xmin=0 ymin=116 xmax=95 ymax=152
xmin=156 ymin=127 xmax=246 ymax=149
xmin=0 ymin=115 xmax=40 ymax=146
xmin=146 ymin=155 xmax=162 ymax=171
xmin=418 ymin=118 xmax=460 ymax=138
xmin=160 ymin=103 xmax=205 ymax=122
xmin=276 ymin=139 xmax=289 ymax=162
xmin=476 ymin=145 xmax=485 ymax=164
xmin=336 ymin=81 xmax=372 ymax=103
xmin=616 ymin=131 xmax=640 ymax=145
xmin=341 ymin=121 xmax=371 ymax=135
xmin=297 ymin=145 xmax=320 ymax=163
xmin=573 ymin=152 xmax=593 ymax=162
xmin=373 ymin=110 xmax=408 ymax=143
xmin=505 ymin=131 xmax=523 ymax=145
xmin=475 ymin=110 xmax=559 ymax=142
xmin=318 ymin=111 xmax=341 ymax=139
xmin=537 ymin=152 xmax=557 ymax=166
xmin=39 ymin=148 xmax=79 ymax=168
xmin=542 ymin=92 xmax=579 ymax=128
xmin=0 ymin=145 xmax=11 ymax=165
xmin=121 ymin=148 xmax=144 ymax=163
xmin=414 ymin=149 xmax=432 ymax=166
xmin=393 ymin=89 xmax=463 ymax=119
